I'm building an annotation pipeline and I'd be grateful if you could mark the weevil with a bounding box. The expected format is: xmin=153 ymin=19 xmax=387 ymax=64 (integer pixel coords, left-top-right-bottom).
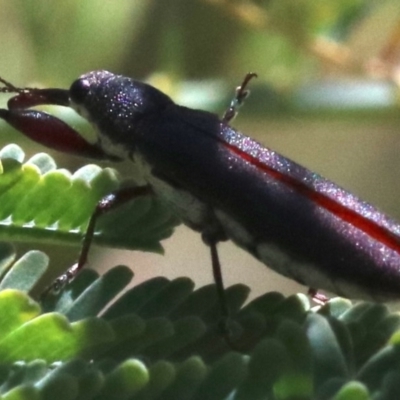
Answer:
xmin=1 ymin=71 xmax=400 ymax=312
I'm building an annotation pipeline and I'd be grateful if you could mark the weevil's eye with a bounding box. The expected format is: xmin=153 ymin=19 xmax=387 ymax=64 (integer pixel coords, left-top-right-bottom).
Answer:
xmin=69 ymin=78 xmax=90 ymax=104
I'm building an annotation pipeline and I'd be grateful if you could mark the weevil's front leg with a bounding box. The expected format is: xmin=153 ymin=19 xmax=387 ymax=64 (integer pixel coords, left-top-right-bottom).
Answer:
xmin=49 ymin=185 xmax=153 ymax=293
xmin=0 ymin=84 xmax=117 ymax=160
xmin=222 ymin=72 xmax=258 ymax=123
xmin=0 ymin=108 xmax=113 ymax=160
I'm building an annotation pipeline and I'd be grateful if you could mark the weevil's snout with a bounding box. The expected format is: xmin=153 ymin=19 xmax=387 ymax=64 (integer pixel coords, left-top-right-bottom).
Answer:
xmin=7 ymin=88 xmax=70 ymax=110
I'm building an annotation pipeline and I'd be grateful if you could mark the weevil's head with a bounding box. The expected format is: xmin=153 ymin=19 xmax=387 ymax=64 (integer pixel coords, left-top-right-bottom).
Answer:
xmin=68 ymin=70 xmax=174 ymax=155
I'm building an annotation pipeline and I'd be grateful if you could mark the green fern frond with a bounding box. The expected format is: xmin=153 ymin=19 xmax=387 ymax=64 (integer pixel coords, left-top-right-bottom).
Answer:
xmin=0 ymin=144 xmax=180 ymax=253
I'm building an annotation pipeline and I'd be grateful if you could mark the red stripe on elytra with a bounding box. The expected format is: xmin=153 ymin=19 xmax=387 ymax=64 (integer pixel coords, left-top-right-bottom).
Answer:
xmin=224 ymin=142 xmax=400 ymax=255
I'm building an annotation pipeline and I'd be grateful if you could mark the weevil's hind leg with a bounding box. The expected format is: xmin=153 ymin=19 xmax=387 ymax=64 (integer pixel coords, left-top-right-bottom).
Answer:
xmin=202 ymin=232 xmax=237 ymax=344
xmin=208 ymin=240 xmax=230 ymax=322
xmin=46 ymin=185 xmax=153 ymax=294
xmin=222 ymin=72 xmax=258 ymax=123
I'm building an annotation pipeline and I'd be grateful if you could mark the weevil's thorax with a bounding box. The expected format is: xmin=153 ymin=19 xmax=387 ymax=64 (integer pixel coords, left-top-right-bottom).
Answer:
xmin=69 ymin=70 xmax=174 ymax=158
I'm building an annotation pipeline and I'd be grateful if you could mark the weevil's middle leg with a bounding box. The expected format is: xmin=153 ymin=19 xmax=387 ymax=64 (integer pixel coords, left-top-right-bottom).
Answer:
xmin=48 ymin=185 xmax=153 ymax=293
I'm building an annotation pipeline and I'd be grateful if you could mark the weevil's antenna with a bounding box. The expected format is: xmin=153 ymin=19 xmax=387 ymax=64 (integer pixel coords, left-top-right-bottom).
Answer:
xmin=0 ymin=76 xmax=23 ymax=93
xmin=0 ymin=76 xmax=38 ymax=94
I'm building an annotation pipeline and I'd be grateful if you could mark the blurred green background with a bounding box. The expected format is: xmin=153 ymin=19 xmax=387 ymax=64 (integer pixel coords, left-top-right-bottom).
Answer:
xmin=1 ymin=0 xmax=400 ymax=298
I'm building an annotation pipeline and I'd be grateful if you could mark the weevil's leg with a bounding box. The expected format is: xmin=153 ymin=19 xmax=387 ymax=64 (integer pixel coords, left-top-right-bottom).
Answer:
xmin=0 ymin=108 xmax=115 ymax=160
xmin=308 ymin=288 xmax=329 ymax=305
xmin=206 ymin=237 xmax=243 ymax=349
xmin=202 ymin=232 xmax=234 ymax=340
xmin=209 ymin=240 xmax=230 ymax=321
xmin=1 ymin=86 xmax=115 ymax=160
xmin=222 ymin=72 xmax=258 ymax=123
xmin=48 ymin=185 xmax=153 ymax=293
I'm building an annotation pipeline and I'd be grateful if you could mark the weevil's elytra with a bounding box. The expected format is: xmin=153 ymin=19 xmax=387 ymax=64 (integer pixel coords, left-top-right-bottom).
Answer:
xmin=2 ymin=69 xmax=400 ymax=304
